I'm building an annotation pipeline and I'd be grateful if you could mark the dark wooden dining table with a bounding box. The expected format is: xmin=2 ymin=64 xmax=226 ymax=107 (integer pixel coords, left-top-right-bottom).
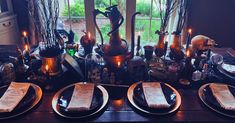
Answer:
xmin=1 ymin=45 xmax=235 ymax=123
xmin=2 ymin=87 xmax=235 ymax=123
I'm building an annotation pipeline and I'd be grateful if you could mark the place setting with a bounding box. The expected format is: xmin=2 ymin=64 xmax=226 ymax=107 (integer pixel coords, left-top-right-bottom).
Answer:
xmin=198 ymin=83 xmax=235 ymax=118
xmin=127 ymin=81 xmax=181 ymax=115
xmin=0 ymin=82 xmax=42 ymax=120
xmin=217 ymin=62 xmax=235 ymax=80
xmin=51 ymin=82 xmax=109 ymax=119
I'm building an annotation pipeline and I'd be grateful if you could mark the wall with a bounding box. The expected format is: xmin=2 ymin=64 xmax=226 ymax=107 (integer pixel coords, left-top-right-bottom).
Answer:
xmin=12 ymin=0 xmax=29 ymax=33
xmin=188 ymin=0 xmax=235 ymax=49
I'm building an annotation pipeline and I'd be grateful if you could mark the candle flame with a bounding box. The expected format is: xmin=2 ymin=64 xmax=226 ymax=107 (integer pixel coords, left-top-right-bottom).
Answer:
xmin=188 ymin=28 xmax=192 ymax=34
xmin=186 ymin=49 xmax=190 ymax=57
xmin=22 ymin=31 xmax=27 ymax=37
xmin=112 ymin=99 xmax=124 ymax=107
xmin=45 ymin=64 xmax=49 ymax=72
xmin=117 ymin=61 xmax=121 ymax=67
xmin=88 ymin=32 xmax=91 ymax=39
xmin=25 ymin=45 xmax=29 ymax=51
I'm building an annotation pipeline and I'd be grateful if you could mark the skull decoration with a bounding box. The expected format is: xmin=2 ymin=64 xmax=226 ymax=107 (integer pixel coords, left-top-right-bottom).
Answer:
xmin=127 ymin=56 xmax=147 ymax=82
xmin=85 ymin=53 xmax=103 ymax=83
xmin=102 ymin=68 xmax=109 ymax=84
xmin=0 ymin=63 xmax=16 ymax=86
xmin=191 ymin=35 xmax=215 ymax=52
xmin=88 ymin=67 xmax=101 ymax=83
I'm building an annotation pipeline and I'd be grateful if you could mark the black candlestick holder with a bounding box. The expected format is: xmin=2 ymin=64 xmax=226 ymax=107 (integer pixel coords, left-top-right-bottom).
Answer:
xmin=102 ymin=63 xmax=129 ymax=85
xmin=42 ymin=71 xmax=63 ymax=91
xmin=179 ymin=56 xmax=194 ymax=86
xmin=144 ymin=45 xmax=154 ymax=61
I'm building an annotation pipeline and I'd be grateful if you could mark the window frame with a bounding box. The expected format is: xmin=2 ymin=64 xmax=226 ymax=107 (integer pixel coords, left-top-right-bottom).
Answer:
xmin=60 ymin=0 xmax=179 ymax=45
xmin=60 ymin=0 xmax=136 ymax=42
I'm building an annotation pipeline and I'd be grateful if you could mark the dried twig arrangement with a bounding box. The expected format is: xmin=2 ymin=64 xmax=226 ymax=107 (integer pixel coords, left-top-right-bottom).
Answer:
xmin=156 ymin=0 xmax=177 ymax=34
xmin=28 ymin=0 xmax=61 ymax=57
xmin=173 ymin=0 xmax=189 ymax=35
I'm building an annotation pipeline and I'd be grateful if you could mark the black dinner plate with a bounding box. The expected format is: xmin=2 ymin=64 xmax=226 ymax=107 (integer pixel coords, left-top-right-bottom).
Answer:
xmin=217 ymin=64 xmax=235 ymax=79
xmin=0 ymin=83 xmax=41 ymax=119
xmin=221 ymin=64 xmax=235 ymax=75
xmin=202 ymin=84 xmax=235 ymax=115
xmin=56 ymin=85 xmax=103 ymax=117
xmin=133 ymin=82 xmax=176 ymax=113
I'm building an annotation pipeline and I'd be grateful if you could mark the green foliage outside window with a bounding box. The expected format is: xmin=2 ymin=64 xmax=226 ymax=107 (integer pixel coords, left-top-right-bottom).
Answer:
xmin=98 ymin=19 xmax=161 ymax=45
xmin=61 ymin=0 xmax=161 ymax=45
xmin=136 ymin=0 xmax=160 ymax=18
xmin=62 ymin=2 xmax=85 ymax=17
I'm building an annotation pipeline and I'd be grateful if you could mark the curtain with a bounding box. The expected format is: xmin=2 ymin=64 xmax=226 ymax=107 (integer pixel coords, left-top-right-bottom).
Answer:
xmin=166 ymin=0 xmax=189 ymax=45
xmin=27 ymin=0 xmax=41 ymax=46
xmin=27 ymin=0 xmax=59 ymax=46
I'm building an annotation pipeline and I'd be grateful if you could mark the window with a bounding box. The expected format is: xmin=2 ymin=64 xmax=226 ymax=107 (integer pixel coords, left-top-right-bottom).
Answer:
xmin=57 ymin=0 xmax=179 ymax=46
xmin=136 ymin=0 xmax=161 ymax=46
xmin=58 ymin=0 xmax=85 ymax=42
xmin=94 ymin=0 xmax=126 ymax=43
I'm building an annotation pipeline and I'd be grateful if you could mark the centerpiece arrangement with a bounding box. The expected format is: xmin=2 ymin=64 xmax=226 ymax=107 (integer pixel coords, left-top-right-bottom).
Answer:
xmin=169 ymin=0 xmax=189 ymax=61
xmin=1 ymin=1 xmax=233 ymax=121
xmin=93 ymin=5 xmax=130 ymax=68
xmin=29 ymin=0 xmax=62 ymax=76
xmin=93 ymin=5 xmax=144 ymax=85
xmin=155 ymin=0 xmax=177 ymax=57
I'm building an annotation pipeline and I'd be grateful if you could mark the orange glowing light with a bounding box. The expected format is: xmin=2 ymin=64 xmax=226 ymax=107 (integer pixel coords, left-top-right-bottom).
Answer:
xmin=186 ymin=49 xmax=190 ymax=57
xmin=188 ymin=28 xmax=192 ymax=34
xmin=22 ymin=31 xmax=27 ymax=37
xmin=112 ymin=99 xmax=124 ymax=107
xmin=45 ymin=64 xmax=49 ymax=72
xmin=88 ymin=32 xmax=91 ymax=39
xmin=117 ymin=61 xmax=121 ymax=67
xmin=24 ymin=45 xmax=29 ymax=51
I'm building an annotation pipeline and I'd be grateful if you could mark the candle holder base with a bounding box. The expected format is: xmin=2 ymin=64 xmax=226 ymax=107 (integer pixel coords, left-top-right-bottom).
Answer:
xmin=154 ymin=47 xmax=165 ymax=58
xmin=42 ymin=73 xmax=63 ymax=92
xmin=179 ymin=78 xmax=190 ymax=85
xmin=41 ymin=54 xmax=62 ymax=76
xmin=169 ymin=48 xmax=184 ymax=62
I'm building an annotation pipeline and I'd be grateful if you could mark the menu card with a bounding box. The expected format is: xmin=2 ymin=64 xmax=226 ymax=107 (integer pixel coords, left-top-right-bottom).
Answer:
xmin=142 ymin=82 xmax=170 ymax=108
xmin=210 ymin=83 xmax=235 ymax=110
xmin=0 ymin=82 xmax=30 ymax=112
xmin=66 ymin=83 xmax=95 ymax=111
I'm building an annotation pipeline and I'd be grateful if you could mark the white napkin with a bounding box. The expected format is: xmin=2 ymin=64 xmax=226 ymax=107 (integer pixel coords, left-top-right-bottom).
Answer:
xmin=0 ymin=82 xmax=30 ymax=112
xmin=142 ymin=82 xmax=170 ymax=108
xmin=209 ymin=83 xmax=235 ymax=110
xmin=66 ymin=83 xmax=95 ymax=111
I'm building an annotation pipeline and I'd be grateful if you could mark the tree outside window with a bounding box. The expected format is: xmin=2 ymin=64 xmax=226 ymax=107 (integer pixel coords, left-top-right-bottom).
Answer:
xmin=59 ymin=0 xmax=86 ymax=42
xmin=58 ymin=0 xmax=163 ymax=46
